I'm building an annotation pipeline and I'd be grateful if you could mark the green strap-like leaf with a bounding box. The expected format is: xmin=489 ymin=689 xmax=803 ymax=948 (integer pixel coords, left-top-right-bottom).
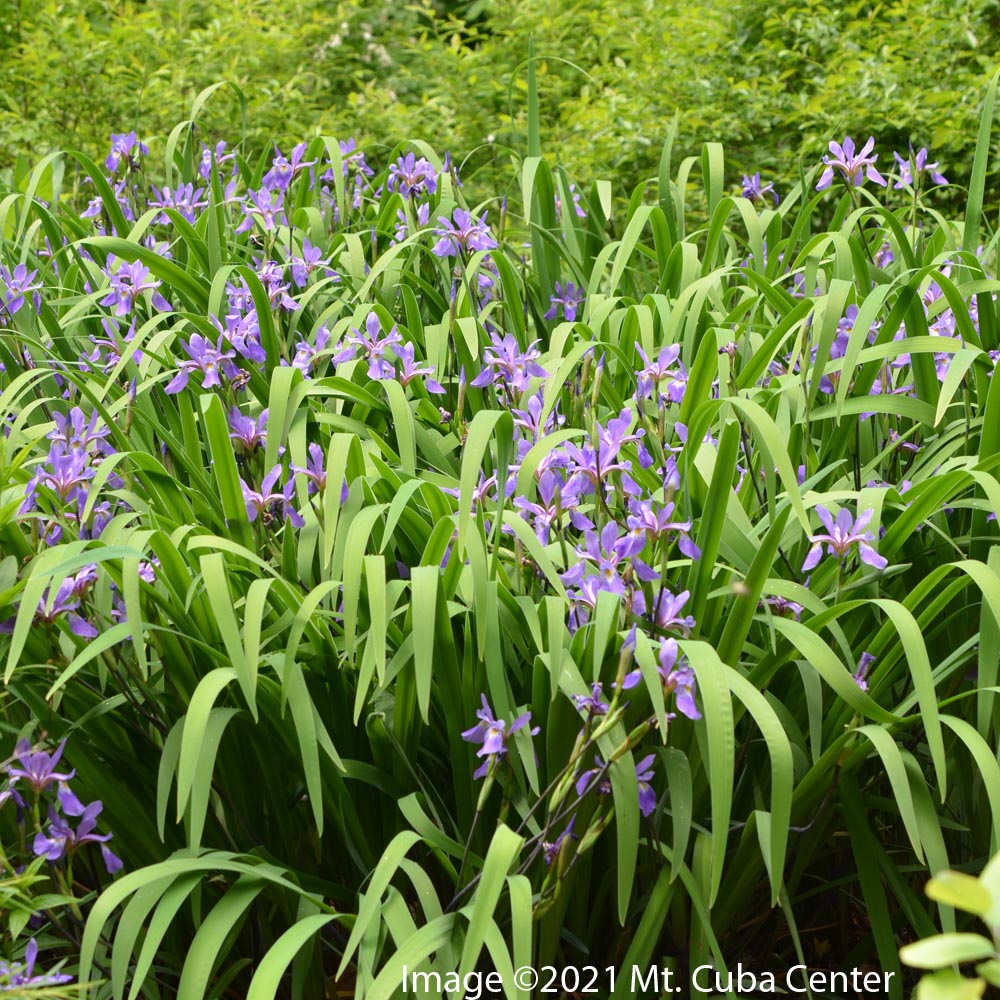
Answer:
xmin=855 ymin=725 xmax=925 ymax=863
xmin=176 ymin=875 xmax=264 ymax=1000
xmin=681 ymin=641 xmax=735 ymax=906
xmin=458 ymin=824 xmax=524 ymax=980
xmin=337 ymin=831 xmax=422 ymax=977
xmin=176 ymin=667 xmax=238 ymax=819
xmin=727 ymin=672 xmax=793 ymax=904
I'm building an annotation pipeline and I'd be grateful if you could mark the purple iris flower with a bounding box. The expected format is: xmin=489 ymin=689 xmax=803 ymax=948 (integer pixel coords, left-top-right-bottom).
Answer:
xmin=893 ymin=148 xmax=947 ymax=189
xmin=212 ymin=310 xmax=266 ymax=365
xmin=742 ymin=172 xmax=779 ymax=206
xmin=853 ymin=651 xmax=876 ymax=693
xmin=70 ymin=564 xmax=99 ymax=597
xmin=235 ymin=188 xmax=288 ymax=234
xmin=199 ymin=140 xmax=235 ymax=180
xmin=262 ymin=142 xmax=316 ymax=193
xmin=621 ymin=637 xmax=701 ymax=720
xmin=544 ymin=282 xmax=585 ymax=322
xmin=559 ymin=443 xmax=623 ymax=503
xmin=820 ymin=305 xmax=861 ymax=362
xmin=874 ymin=241 xmax=895 ymax=268
xmin=761 ymin=595 xmax=804 ymax=620
xmin=511 ymin=390 xmax=565 ymax=441
xmin=80 ymin=321 xmax=143 ymax=376
xmin=801 ymin=506 xmax=888 ymax=572
xmin=323 ymin=139 xmax=374 ymax=211
xmin=254 ymin=258 xmax=299 ymax=312
xmin=148 ymin=183 xmax=208 ymax=224
xmin=33 ymin=446 xmax=95 ymax=502
xmin=508 ymin=435 xmax=570 ymax=492
xmin=81 ymin=176 xmax=135 ymax=229
xmin=240 ymin=466 xmax=305 ymax=528
xmin=144 ymin=234 xmax=173 ymax=260
xmin=80 ymin=499 xmax=115 ymax=542
xmin=228 ymin=407 xmax=268 ymax=452
xmin=0 ymin=938 xmax=74 ymax=988
xmin=6 ymin=739 xmax=75 ymax=794
xmin=561 ymin=521 xmax=659 ymax=593
xmin=289 ymin=239 xmax=337 ymax=287
xmin=595 ymin=416 xmax=646 ymax=466
xmin=569 ymin=575 xmax=604 ymax=613
xmin=431 ymin=208 xmax=498 ymax=257
xmin=461 ymin=694 xmax=539 ymax=780
xmin=392 ymin=342 xmax=445 ymax=393
xmin=635 ymin=755 xmax=657 ymax=817
xmin=99 ymin=260 xmax=171 ymax=316
xmin=634 ymin=344 xmax=688 ymax=403
xmin=576 ymin=754 xmax=612 ymax=798
xmin=816 ymin=136 xmax=886 ymax=191
xmin=542 ymin=816 xmax=577 ymax=866
xmin=105 ymin=131 xmax=148 ymax=173
xmin=288 ymin=325 xmax=331 ymax=378
xmin=513 ymin=469 xmax=591 ymax=544
xmin=660 ymin=452 xmax=681 ymax=492
xmin=441 ymin=472 xmax=498 ymax=507
xmin=561 ymin=418 xmax=641 ymax=501
xmin=0 ymin=579 xmax=98 ymax=638
xmin=572 ymin=682 xmax=610 ymax=717
xmin=227 ymin=279 xmax=255 ymax=313
xmin=392 ymin=203 xmax=431 ymax=244
xmin=291 ymin=443 xmax=348 ymax=502
xmin=626 ymin=499 xmax=701 ymax=560
xmin=48 ymin=408 xmax=112 ymax=458
xmin=475 ymin=256 xmax=501 ymax=303
xmin=334 ymin=138 xmax=374 ymax=178
xmin=887 ymin=430 xmax=920 ymax=456
xmin=0 ymin=263 xmax=42 ymax=315
xmin=597 ymin=408 xmax=643 ymax=454
xmin=470 ymin=332 xmax=548 ymax=395
xmin=164 ymin=334 xmax=239 ymax=394
xmin=650 ymin=589 xmax=696 ymax=635
xmin=346 ymin=313 xmax=403 ymax=380
xmin=387 ymin=153 xmax=438 ymax=198
xmin=33 ymin=794 xmax=122 ymax=874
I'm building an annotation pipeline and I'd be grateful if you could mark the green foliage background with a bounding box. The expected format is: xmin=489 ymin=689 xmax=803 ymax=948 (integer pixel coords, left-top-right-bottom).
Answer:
xmin=2 ymin=0 xmax=998 ymax=205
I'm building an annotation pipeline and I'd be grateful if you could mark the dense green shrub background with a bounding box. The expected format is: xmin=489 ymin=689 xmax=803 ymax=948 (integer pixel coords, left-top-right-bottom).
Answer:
xmin=1 ymin=0 xmax=998 ymax=204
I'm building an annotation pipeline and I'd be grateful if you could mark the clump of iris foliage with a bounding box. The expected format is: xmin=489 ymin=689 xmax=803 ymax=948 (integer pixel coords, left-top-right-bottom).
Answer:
xmin=3 ymin=66 xmax=1000 ymax=999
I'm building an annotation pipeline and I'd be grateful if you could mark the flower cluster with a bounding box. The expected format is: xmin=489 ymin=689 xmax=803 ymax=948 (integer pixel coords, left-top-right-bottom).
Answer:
xmin=18 ymin=407 xmax=121 ymax=547
xmin=0 ymin=738 xmax=125 ymax=992
xmin=1 ymin=738 xmax=122 ymax=873
xmin=815 ymin=135 xmax=949 ymax=196
xmin=332 ymin=313 xmax=444 ymax=393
